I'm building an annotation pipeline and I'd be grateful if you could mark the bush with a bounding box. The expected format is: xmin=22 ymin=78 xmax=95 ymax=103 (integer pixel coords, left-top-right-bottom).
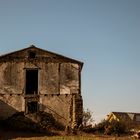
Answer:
xmin=95 ymin=119 xmax=128 ymax=135
xmin=104 ymin=120 xmax=126 ymax=135
xmin=95 ymin=120 xmax=110 ymax=134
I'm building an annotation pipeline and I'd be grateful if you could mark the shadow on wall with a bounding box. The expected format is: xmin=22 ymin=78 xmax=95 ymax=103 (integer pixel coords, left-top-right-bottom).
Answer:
xmin=0 ymin=99 xmax=65 ymax=139
xmin=40 ymin=103 xmax=67 ymax=126
xmin=0 ymin=109 xmax=64 ymax=139
xmin=0 ymin=99 xmax=18 ymax=120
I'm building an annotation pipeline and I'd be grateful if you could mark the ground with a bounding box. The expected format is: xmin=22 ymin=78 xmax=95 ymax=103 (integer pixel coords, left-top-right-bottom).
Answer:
xmin=0 ymin=130 xmax=134 ymax=140
xmin=13 ymin=136 xmax=133 ymax=140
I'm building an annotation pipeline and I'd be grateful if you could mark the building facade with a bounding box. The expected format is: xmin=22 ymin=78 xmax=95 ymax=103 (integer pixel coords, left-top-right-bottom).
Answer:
xmin=0 ymin=45 xmax=83 ymax=129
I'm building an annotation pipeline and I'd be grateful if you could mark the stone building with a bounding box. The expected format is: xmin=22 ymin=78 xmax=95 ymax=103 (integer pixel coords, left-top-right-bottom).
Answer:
xmin=0 ymin=45 xmax=83 ymax=129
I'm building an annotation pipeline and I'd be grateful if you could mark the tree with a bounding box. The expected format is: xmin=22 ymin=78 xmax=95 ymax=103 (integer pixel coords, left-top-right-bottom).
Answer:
xmin=82 ymin=108 xmax=94 ymax=127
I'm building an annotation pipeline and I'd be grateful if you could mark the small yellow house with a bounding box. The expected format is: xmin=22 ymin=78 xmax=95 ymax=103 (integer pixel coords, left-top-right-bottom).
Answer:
xmin=106 ymin=112 xmax=140 ymax=127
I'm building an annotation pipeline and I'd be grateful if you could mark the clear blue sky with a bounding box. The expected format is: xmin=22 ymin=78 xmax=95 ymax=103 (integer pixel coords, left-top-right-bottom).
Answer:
xmin=0 ymin=0 xmax=140 ymax=123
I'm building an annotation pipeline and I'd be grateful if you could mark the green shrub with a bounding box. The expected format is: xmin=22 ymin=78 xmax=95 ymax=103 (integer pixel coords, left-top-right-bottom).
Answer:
xmin=110 ymin=120 xmax=126 ymax=135
xmin=96 ymin=119 xmax=128 ymax=135
xmin=95 ymin=120 xmax=110 ymax=134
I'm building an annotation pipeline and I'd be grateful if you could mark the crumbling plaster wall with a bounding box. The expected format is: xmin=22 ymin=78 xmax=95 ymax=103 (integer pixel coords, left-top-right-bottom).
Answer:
xmin=40 ymin=94 xmax=83 ymax=128
xmin=40 ymin=94 xmax=72 ymax=126
xmin=0 ymin=95 xmax=23 ymax=120
xmin=0 ymin=62 xmax=24 ymax=119
xmin=0 ymin=62 xmax=24 ymax=94
xmin=0 ymin=61 xmax=80 ymax=95
xmin=40 ymin=62 xmax=80 ymax=95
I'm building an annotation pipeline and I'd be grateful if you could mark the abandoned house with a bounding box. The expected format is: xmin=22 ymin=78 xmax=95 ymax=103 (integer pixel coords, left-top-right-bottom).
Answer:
xmin=0 ymin=45 xmax=83 ymax=129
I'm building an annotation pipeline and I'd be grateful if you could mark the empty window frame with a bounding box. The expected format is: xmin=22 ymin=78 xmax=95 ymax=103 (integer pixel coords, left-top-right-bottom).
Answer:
xmin=25 ymin=69 xmax=38 ymax=95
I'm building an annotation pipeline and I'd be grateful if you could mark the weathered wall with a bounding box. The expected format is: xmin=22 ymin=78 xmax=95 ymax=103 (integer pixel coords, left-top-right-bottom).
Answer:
xmin=40 ymin=94 xmax=72 ymax=126
xmin=40 ymin=63 xmax=59 ymax=94
xmin=0 ymin=62 xmax=24 ymax=119
xmin=0 ymin=61 xmax=80 ymax=95
xmin=60 ymin=63 xmax=79 ymax=94
xmin=0 ymin=47 xmax=83 ymax=128
xmin=0 ymin=62 xmax=24 ymax=95
xmin=40 ymin=94 xmax=83 ymax=128
xmin=0 ymin=95 xmax=23 ymax=119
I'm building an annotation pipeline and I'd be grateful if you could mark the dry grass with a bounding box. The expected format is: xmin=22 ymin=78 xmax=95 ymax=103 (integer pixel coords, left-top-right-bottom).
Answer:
xmin=0 ymin=129 xmax=134 ymax=140
xmin=12 ymin=135 xmax=133 ymax=140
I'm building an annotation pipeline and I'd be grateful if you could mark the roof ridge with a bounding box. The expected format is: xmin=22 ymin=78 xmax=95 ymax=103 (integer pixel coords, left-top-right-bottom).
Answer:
xmin=0 ymin=45 xmax=83 ymax=69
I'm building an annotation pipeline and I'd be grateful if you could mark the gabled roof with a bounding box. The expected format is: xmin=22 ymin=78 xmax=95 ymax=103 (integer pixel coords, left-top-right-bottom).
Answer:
xmin=0 ymin=45 xmax=83 ymax=69
xmin=112 ymin=112 xmax=140 ymax=116
xmin=107 ymin=111 xmax=140 ymax=122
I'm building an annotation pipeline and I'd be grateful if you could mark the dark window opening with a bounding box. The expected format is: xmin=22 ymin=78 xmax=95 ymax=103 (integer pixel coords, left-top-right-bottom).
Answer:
xmin=29 ymin=51 xmax=36 ymax=58
xmin=136 ymin=115 xmax=140 ymax=122
xmin=26 ymin=70 xmax=38 ymax=95
xmin=27 ymin=101 xmax=38 ymax=113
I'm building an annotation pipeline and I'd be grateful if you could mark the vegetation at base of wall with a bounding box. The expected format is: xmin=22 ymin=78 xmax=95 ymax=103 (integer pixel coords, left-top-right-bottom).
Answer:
xmin=95 ymin=119 xmax=131 ymax=135
xmin=82 ymin=118 xmax=134 ymax=136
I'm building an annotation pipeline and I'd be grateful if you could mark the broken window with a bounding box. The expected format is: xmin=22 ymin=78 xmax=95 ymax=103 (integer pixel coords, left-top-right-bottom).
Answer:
xmin=27 ymin=101 xmax=38 ymax=113
xmin=25 ymin=69 xmax=38 ymax=95
xmin=28 ymin=51 xmax=36 ymax=58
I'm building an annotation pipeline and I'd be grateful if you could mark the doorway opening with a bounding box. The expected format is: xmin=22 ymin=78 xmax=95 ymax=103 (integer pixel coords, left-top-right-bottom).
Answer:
xmin=25 ymin=69 xmax=38 ymax=95
xmin=27 ymin=101 xmax=38 ymax=113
